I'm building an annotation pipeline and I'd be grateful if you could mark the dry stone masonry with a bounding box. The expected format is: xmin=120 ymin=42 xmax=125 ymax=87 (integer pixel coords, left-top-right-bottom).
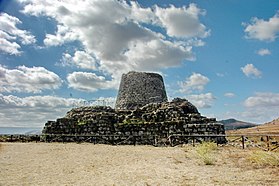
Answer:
xmin=115 ymin=71 xmax=167 ymax=110
xmin=42 ymin=71 xmax=226 ymax=145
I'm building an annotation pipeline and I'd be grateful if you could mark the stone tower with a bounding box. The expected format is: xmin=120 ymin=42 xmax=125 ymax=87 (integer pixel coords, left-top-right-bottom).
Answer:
xmin=115 ymin=71 xmax=168 ymax=110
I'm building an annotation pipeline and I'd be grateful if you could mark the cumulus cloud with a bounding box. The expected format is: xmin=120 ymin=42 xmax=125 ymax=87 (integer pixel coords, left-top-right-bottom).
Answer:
xmin=0 ymin=37 xmax=21 ymax=55
xmin=0 ymin=94 xmax=83 ymax=127
xmin=216 ymin=92 xmax=279 ymax=124
xmin=187 ymin=93 xmax=215 ymax=109
xmin=224 ymin=92 xmax=279 ymax=123
xmin=124 ymin=39 xmax=195 ymax=71
xmin=61 ymin=51 xmax=98 ymax=70
xmin=244 ymin=12 xmax=279 ymax=41
xmin=44 ymin=24 xmax=78 ymax=46
xmin=224 ymin=93 xmax=235 ymax=98
xmin=0 ymin=13 xmax=36 ymax=55
xmin=241 ymin=64 xmax=262 ymax=78
xmin=244 ymin=92 xmax=279 ymax=107
xmin=257 ymin=48 xmax=271 ymax=56
xmin=155 ymin=3 xmax=210 ymax=38
xmin=67 ymin=72 xmax=112 ymax=92
xmin=0 ymin=65 xmax=62 ymax=93
xmin=18 ymin=0 xmax=209 ymax=91
xmin=129 ymin=1 xmax=157 ymax=23
xmin=178 ymin=73 xmax=210 ymax=93
xmin=0 ymin=94 xmax=116 ymax=127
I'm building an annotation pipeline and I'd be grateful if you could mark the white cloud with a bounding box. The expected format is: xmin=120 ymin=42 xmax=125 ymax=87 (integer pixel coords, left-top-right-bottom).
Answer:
xmin=0 ymin=37 xmax=21 ymax=55
xmin=244 ymin=92 xmax=279 ymax=107
xmin=61 ymin=51 xmax=98 ymax=70
xmin=124 ymin=39 xmax=194 ymax=71
xmin=217 ymin=92 xmax=279 ymax=124
xmin=130 ymin=1 xmax=157 ymax=24
xmin=0 ymin=94 xmax=116 ymax=127
xmin=155 ymin=3 xmax=210 ymax=38
xmin=224 ymin=92 xmax=279 ymax=123
xmin=244 ymin=12 xmax=279 ymax=41
xmin=257 ymin=48 xmax=271 ymax=56
xmin=0 ymin=13 xmax=36 ymax=55
xmin=0 ymin=65 xmax=62 ymax=93
xmin=0 ymin=94 xmax=81 ymax=127
xmin=0 ymin=94 xmax=78 ymax=108
xmin=44 ymin=24 xmax=78 ymax=46
xmin=187 ymin=93 xmax=215 ymax=109
xmin=18 ymin=0 xmax=209 ymax=91
xmin=178 ymin=73 xmax=210 ymax=93
xmin=241 ymin=64 xmax=262 ymax=78
xmin=67 ymin=72 xmax=111 ymax=92
xmin=224 ymin=93 xmax=235 ymax=98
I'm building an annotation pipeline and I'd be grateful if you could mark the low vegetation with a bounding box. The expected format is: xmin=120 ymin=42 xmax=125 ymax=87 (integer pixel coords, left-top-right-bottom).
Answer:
xmin=194 ymin=142 xmax=218 ymax=165
xmin=77 ymin=120 xmax=87 ymax=125
xmin=248 ymin=150 xmax=279 ymax=167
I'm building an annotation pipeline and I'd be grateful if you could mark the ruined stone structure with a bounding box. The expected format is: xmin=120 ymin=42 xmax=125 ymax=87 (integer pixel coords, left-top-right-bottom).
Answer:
xmin=42 ymin=98 xmax=226 ymax=145
xmin=42 ymin=71 xmax=226 ymax=145
xmin=115 ymin=71 xmax=167 ymax=110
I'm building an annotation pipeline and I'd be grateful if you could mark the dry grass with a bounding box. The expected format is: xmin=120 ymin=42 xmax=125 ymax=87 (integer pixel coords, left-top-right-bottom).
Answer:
xmin=193 ymin=142 xmax=218 ymax=165
xmin=248 ymin=150 xmax=279 ymax=167
xmin=1 ymin=143 xmax=279 ymax=186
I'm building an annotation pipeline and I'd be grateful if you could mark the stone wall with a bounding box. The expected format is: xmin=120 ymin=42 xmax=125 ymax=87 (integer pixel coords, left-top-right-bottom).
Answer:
xmin=115 ymin=71 xmax=168 ymax=110
xmin=42 ymin=99 xmax=226 ymax=145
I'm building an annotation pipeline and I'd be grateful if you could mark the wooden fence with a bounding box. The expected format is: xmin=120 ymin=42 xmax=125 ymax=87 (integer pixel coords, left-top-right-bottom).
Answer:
xmin=226 ymin=134 xmax=279 ymax=151
xmin=0 ymin=134 xmax=278 ymax=151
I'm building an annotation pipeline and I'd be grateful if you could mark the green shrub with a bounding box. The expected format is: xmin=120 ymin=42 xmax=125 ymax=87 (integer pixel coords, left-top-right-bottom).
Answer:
xmin=248 ymin=151 xmax=279 ymax=167
xmin=122 ymin=118 xmax=144 ymax=125
xmin=77 ymin=120 xmax=87 ymax=125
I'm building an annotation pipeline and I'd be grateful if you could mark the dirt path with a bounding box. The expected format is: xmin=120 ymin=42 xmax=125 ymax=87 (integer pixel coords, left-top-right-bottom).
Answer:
xmin=0 ymin=143 xmax=278 ymax=185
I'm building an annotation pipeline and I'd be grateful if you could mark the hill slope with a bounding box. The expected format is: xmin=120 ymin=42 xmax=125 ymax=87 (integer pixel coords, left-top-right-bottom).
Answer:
xmin=219 ymin=118 xmax=257 ymax=130
xmin=227 ymin=118 xmax=279 ymax=135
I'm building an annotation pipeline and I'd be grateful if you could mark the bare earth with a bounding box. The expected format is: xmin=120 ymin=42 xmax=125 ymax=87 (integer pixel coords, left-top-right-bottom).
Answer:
xmin=0 ymin=143 xmax=278 ymax=186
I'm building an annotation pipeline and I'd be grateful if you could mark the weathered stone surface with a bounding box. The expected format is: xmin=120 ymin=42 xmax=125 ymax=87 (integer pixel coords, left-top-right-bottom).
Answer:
xmin=42 ymin=98 xmax=226 ymax=145
xmin=115 ymin=71 xmax=167 ymax=110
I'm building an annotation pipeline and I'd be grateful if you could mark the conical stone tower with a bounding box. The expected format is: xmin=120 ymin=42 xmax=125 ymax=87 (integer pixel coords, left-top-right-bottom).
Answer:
xmin=115 ymin=71 xmax=168 ymax=110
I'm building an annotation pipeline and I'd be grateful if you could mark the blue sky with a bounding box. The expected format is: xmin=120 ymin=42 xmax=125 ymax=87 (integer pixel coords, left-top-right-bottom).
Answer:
xmin=0 ymin=0 xmax=279 ymax=127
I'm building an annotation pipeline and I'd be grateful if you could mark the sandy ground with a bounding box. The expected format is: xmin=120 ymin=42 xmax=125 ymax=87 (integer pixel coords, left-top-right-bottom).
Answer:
xmin=0 ymin=143 xmax=278 ymax=186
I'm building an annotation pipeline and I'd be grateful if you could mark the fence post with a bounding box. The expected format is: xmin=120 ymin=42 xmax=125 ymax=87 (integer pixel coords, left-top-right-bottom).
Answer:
xmin=241 ymin=136 xmax=245 ymax=149
xmin=192 ymin=137 xmax=195 ymax=147
xmin=266 ymin=136 xmax=270 ymax=151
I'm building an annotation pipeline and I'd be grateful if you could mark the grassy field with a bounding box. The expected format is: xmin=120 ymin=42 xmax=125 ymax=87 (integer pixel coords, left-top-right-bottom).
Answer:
xmin=1 ymin=142 xmax=279 ymax=185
